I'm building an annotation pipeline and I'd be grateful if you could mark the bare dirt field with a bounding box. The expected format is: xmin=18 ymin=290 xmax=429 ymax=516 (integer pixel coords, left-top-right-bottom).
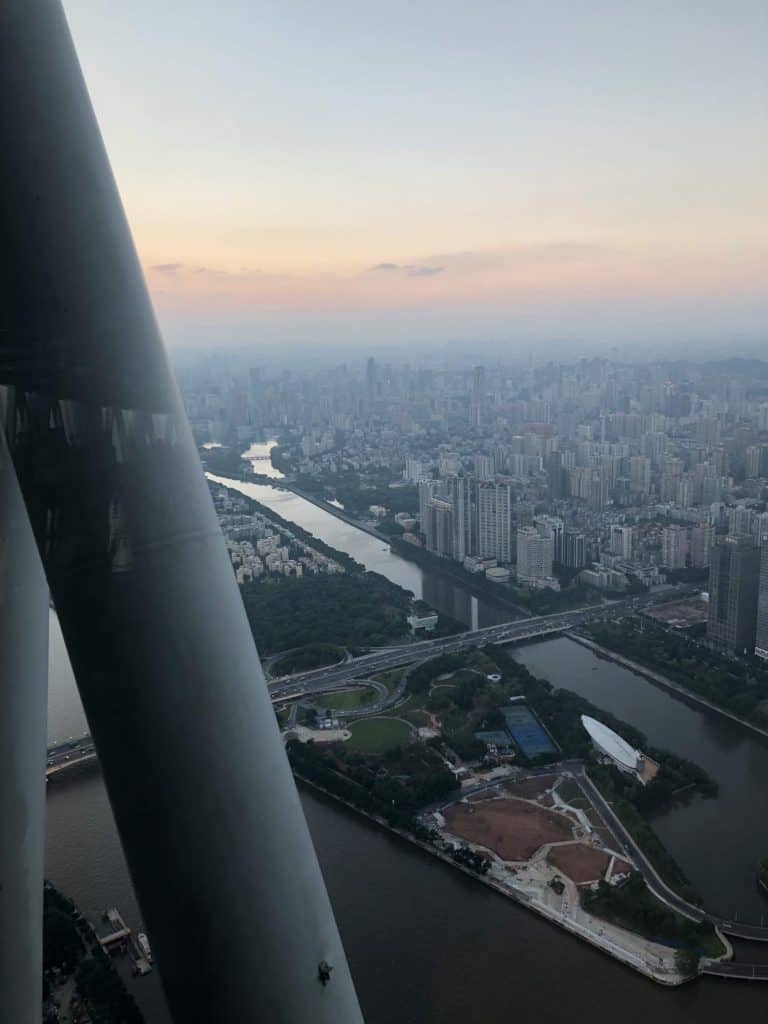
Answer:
xmin=583 ymin=809 xmax=615 ymax=848
xmin=646 ymin=599 xmax=708 ymax=629
xmin=503 ymin=774 xmax=559 ymax=801
xmin=444 ymin=797 xmax=573 ymax=861
xmin=611 ymin=858 xmax=632 ymax=876
xmin=547 ymin=843 xmax=614 ymax=884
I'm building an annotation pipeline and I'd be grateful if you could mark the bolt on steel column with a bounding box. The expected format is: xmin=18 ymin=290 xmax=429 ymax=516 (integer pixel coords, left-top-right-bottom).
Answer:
xmin=0 ymin=3 xmax=364 ymax=1021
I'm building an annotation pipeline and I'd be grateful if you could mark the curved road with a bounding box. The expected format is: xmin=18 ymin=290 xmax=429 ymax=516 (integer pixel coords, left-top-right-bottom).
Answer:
xmin=268 ymin=597 xmax=658 ymax=702
xmin=577 ymin=769 xmax=768 ymax=942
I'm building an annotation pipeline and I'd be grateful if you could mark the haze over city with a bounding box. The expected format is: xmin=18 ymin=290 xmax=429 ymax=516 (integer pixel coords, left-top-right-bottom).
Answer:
xmin=63 ymin=0 xmax=767 ymax=353
xmin=5 ymin=3 xmax=768 ymax=1023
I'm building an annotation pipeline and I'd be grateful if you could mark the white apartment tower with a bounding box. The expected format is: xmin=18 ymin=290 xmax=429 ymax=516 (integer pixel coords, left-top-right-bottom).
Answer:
xmin=447 ymin=475 xmax=475 ymax=561
xmin=476 ymin=483 xmax=511 ymax=562
xmin=516 ymin=526 xmax=554 ymax=584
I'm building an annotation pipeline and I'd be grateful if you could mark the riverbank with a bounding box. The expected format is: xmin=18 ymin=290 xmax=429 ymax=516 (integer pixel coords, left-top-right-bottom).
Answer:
xmin=206 ymin=471 xmax=517 ymax=630
xmin=567 ymin=634 xmax=768 ymax=744
xmin=43 ymin=881 xmax=145 ymax=1023
xmin=288 ymin=632 xmax=728 ymax=984
xmin=253 ymin=474 xmax=392 ymax=541
xmin=247 ymin=468 xmax=530 ymax=616
xmin=208 ymin=474 xmax=465 ymax=652
xmin=294 ymin=771 xmax=692 ymax=986
xmin=389 ymin=536 xmax=533 ymax=615
xmin=209 ymin=475 xmax=364 ymax=572
xmin=512 ymin=635 xmax=768 ymax=930
xmin=46 ymin=568 xmax=768 ymax=1024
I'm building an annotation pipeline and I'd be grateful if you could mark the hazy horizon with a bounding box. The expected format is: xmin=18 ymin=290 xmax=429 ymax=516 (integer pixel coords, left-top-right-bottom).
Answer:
xmin=64 ymin=0 xmax=767 ymax=351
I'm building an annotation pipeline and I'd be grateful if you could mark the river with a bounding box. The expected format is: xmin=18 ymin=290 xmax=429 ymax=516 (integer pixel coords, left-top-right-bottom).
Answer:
xmin=44 ymin=444 xmax=768 ymax=1021
xmin=212 ymin=440 xmax=515 ymax=630
xmin=515 ymin=637 xmax=768 ymax=925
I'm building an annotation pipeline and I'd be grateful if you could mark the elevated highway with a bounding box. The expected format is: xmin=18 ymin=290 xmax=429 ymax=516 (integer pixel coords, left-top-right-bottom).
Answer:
xmin=268 ymin=596 xmax=649 ymax=700
xmin=46 ymin=599 xmax=631 ymax=776
xmin=46 ymin=738 xmax=97 ymax=778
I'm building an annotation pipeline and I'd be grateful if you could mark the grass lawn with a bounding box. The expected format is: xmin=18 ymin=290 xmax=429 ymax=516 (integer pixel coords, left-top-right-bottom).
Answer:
xmin=346 ymin=717 xmax=413 ymax=754
xmin=372 ymin=668 xmax=406 ymax=694
xmin=315 ymin=687 xmax=377 ymax=711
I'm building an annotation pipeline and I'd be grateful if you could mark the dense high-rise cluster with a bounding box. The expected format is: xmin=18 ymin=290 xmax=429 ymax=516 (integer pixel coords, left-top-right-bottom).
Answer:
xmin=183 ymin=353 xmax=768 ymax=651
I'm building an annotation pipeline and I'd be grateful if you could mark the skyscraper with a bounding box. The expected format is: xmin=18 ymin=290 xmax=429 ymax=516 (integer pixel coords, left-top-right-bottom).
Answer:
xmin=609 ymin=525 xmax=633 ymax=560
xmin=365 ymin=356 xmax=377 ymax=417
xmin=476 ymin=482 xmax=511 ymax=562
xmin=690 ymin=522 xmax=714 ymax=568
xmin=660 ymin=525 xmax=688 ymax=570
xmin=729 ymin=505 xmax=755 ymax=538
xmin=568 ymin=465 xmax=608 ymax=509
xmin=535 ymin=515 xmax=564 ymax=563
xmin=447 ymin=475 xmax=475 ymax=561
xmin=470 ymin=365 xmax=485 ymax=428
xmin=755 ymin=536 xmax=768 ymax=661
xmin=659 ymin=456 xmax=684 ymax=503
xmin=708 ymin=536 xmax=761 ymax=654
xmin=418 ymin=480 xmax=439 ymax=530
xmin=424 ymin=498 xmax=455 ymax=558
xmin=403 ymin=457 xmax=426 ymax=483
xmin=562 ymin=529 xmax=587 ymax=569
xmin=516 ymin=526 xmax=554 ymax=585
xmin=473 ymin=453 xmax=495 ymax=481
xmin=745 ymin=445 xmax=767 ymax=479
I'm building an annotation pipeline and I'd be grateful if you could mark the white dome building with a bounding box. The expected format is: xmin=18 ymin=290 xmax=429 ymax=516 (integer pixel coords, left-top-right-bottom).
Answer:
xmin=581 ymin=715 xmax=642 ymax=775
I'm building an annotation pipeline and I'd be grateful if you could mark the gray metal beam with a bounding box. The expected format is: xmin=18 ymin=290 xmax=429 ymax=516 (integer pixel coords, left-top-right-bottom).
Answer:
xmin=0 ymin=431 xmax=48 ymax=1023
xmin=0 ymin=3 xmax=364 ymax=1021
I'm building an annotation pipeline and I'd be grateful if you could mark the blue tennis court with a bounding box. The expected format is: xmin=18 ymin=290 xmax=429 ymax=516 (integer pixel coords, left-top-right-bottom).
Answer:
xmin=501 ymin=705 xmax=558 ymax=759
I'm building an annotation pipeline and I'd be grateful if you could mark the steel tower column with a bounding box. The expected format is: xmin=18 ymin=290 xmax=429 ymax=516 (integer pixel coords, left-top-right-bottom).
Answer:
xmin=0 ymin=431 xmax=49 ymax=1023
xmin=0 ymin=3 xmax=364 ymax=1021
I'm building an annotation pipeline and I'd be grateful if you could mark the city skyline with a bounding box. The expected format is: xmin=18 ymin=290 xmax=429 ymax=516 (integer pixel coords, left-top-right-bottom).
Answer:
xmin=8 ymin=5 xmax=768 ymax=1020
xmin=62 ymin=0 xmax=768 ymax=350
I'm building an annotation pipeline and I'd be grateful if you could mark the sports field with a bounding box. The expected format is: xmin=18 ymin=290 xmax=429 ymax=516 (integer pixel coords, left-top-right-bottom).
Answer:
xmin=346 ymin=717 xmax=412 ymax=754
xmin=501 ymin=705 xmax=558 ymax=759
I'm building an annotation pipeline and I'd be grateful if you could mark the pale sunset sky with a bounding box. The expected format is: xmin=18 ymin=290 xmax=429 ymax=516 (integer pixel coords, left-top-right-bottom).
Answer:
xmin=63 ymin=0 xmax=767 ymax=350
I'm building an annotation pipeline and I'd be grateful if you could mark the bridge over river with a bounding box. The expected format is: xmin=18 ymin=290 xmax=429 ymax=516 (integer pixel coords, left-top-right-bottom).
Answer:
xmin=268 ymin=596 xmax=653 ymax=700
xmin=49 ymin=592 xmax=768 ymax=962
xmin=48 ymin=600 xmax=624 ymax=773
